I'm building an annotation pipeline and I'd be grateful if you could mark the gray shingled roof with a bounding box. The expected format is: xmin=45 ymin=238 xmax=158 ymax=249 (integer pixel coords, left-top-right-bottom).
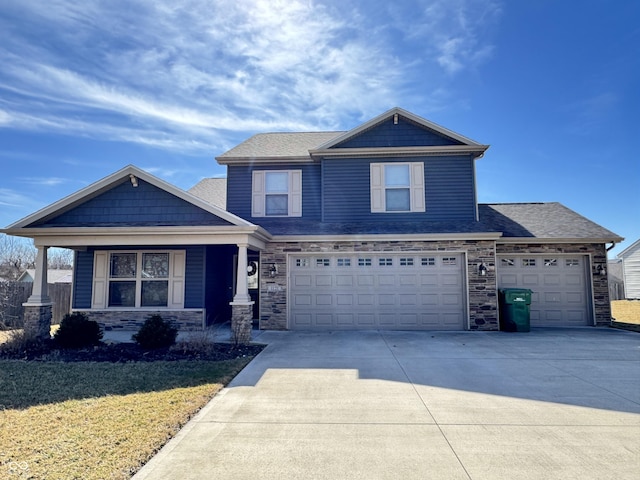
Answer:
xmin=248 ymin=203 xmax=621 ymax=240
xmin=479 ymin=203 xmax=622 ymax=240
xmin=189 ymin=178 xmax=227 ymax=209
xmin=217 ymin=132 xmax=344 ymax=159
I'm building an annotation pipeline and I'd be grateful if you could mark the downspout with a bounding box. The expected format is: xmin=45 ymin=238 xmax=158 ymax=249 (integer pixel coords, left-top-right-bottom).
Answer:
xmin=606 ymin=242 xmax=616 ymax=252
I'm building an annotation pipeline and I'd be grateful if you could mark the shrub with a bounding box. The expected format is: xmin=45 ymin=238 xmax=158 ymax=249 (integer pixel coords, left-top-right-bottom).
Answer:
xmin=54 ymin=312 xmax=103 ymax=349
xmin=132 ymin=314 xmax=178 ymax=350
xmin=0 ymin=330 xmax=53 ymax=358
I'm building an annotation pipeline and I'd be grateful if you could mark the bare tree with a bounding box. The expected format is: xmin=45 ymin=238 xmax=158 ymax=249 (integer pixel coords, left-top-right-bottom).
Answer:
xmin=49 ymin=248 xmax=74 ymax=270
xmin=0 ymin=234 xmax=36 ymax=280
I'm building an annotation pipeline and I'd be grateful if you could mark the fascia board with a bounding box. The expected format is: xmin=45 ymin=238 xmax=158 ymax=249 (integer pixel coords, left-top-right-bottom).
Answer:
xmin=271 ymin=232 xmax=503 ymax=243
xmin=617 ymin=238 xmax=640 ymax=258
xmin=315 ymin=107 xmax=486 ymax=150
xmin=4 ymin=226 xmax=272 ymax=250
xmin=216 ymin=155 xmax=315 ymax=165
xmin=497 ymin=236 xmax=625 ymax=244
xmin=309 ymin=144 xmax=489 ymax=159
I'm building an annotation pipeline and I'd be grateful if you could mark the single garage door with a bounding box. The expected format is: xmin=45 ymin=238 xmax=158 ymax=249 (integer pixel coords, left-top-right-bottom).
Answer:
xmin=289 ymin=253 xmax=465 ymax=330
xmin=497 ymin=255 xmax=592 ymax=326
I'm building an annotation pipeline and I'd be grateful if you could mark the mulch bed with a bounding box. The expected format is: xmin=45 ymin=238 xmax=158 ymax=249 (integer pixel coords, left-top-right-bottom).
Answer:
xmin=0 ymin=339 xmax=265 ymax=362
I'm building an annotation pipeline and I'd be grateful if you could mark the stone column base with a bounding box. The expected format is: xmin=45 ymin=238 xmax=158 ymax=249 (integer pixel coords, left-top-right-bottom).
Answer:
xmin=23 ymin=303 xmax=53 ymax=340
xmin=230 ymin=302 xmax=254 ymax=345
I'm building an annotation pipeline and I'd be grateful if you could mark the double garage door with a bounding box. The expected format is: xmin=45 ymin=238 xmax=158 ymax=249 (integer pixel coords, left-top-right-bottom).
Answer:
xmin=497 ymin=255 xmax=592 ymax=326
xmin=289 ymin=253 xmax=465 ymax=330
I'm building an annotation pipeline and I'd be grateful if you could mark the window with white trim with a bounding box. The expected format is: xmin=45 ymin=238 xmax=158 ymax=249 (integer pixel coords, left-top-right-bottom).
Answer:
xmin=370 ymin=162 xmax=425 ymax=213
xmin=252 ymin=170 xmax=302 ymax=217
xmin=92 ymin=251 xmax=185 ymax=309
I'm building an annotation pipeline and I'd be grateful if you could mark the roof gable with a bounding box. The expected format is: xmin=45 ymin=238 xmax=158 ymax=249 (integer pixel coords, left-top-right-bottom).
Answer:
xmin=618 ymin=238 xmax=640 ymax=259
xmin=6 ymin=165 xmax=252 ymax=229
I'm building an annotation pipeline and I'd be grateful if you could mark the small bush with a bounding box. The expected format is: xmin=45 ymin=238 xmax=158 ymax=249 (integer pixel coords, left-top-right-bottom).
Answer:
xmin=0 ymin=330 xmax=53 ymax=358
xmin=132 ymin=314 xmax=178 ymax=350
xmin=54 ymin=312 xmax=103 ymax=349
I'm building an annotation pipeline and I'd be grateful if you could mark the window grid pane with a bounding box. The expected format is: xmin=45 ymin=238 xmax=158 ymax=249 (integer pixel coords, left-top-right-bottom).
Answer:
xmin=110 ymin=253 xmax=137 ymax=278
xmin=385 ymin=189 xmax=410 ymax=211
xmin=384 ymin=164 xmax=410 ymax=187
xmin=265 ymin=172 xmax=289 ymax=192
xmin=142 ymin=253 xmax=169 ymax=278
xmin=141 ymin=281 xmax=169 ymax=307
xmin=265 ymin=194 xmax=288 ymax=215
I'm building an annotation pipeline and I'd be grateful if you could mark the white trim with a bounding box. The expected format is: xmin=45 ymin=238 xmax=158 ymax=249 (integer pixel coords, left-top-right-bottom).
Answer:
xmin=311 ymin=145 xmax=489 ymax=159
xmin=273 ymin=232 xmax=503 ymax=242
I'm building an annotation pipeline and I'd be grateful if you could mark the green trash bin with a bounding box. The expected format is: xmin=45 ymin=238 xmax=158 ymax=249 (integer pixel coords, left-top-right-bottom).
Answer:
xmin=499 ymin=288 xmax=532 ymax=332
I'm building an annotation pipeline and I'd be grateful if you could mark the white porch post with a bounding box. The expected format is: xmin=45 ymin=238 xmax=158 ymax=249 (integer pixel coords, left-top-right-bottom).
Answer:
xmin=23 ymin=245 xmax=53 ymax=340
xmin=233 ymin=243 xmax=251 ymax=303
xmin=27 ymin=246 xmax=50 ymax=304
xmin=230 ymin=243 xmax=254 ymax=344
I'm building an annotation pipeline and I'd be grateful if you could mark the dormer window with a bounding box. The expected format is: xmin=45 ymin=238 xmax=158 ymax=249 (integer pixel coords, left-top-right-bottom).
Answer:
xmin=370 ymin=162 xmax=425 ymax=213
xmin=252 ymin=170 xmax=302 ymax=217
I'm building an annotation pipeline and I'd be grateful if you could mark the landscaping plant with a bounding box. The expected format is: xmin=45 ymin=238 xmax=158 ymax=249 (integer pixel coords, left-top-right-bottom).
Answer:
xmin=54 ymin=312 xmax=103 ymax=349
xmin=132 ymin=314 xmax=178 ymax=349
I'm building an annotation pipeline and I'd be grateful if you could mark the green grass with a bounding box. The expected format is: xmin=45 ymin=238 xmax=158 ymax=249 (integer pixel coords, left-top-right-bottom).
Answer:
xmin=0 ymin=358 xmax=252 ymax=479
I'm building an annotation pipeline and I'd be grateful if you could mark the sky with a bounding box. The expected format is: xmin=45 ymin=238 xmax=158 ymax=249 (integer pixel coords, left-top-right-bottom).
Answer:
xmin=0 ymin=0 xmax=638 ymax=257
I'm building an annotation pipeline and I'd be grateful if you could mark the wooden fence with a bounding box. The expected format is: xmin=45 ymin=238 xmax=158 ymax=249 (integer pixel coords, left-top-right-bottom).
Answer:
xmin=0 ymin=282 xmax=71 ymax=329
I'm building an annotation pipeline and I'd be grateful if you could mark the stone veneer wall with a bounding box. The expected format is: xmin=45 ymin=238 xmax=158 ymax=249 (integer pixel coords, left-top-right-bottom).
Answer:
xmin=496 ymin=243 xmax=611 ymax=326
xmin=259 ymin=239 xmax=498 ymax=331
xmin=76 ymin=310 xmax=205 ymax=331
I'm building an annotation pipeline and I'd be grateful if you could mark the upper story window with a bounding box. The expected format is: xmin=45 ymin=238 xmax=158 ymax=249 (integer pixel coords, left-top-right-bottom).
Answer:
xmin=370 ymin=162 xmax=425 ymax=213
xmin=251 ymin=170 xmax=302 ymax=217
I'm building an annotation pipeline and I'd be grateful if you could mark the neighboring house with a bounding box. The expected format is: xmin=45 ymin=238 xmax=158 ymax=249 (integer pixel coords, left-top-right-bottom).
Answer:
xmin=1 ymin=108 xmax=623 ymax=333
xmin=618 ymin=239 xmax=640 ymax=299
xmin=18 ymin=269 xmax=73 ymax=284
xmin=607 ymin=259 xmax=625 ymax=300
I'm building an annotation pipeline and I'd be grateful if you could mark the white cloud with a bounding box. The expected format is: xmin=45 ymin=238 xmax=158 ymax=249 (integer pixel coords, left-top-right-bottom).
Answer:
xmin=0 ymin=0 xmax=502 ymax=152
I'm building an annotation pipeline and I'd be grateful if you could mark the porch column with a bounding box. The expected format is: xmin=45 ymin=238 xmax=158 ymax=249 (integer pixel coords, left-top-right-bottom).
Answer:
xmin=233 ymin=243 xmax=251 ymax=303
xmin=23 ymin=246 xmax=53 ymax=340
xmin=230 ymin=243 xmax=254 ymax=344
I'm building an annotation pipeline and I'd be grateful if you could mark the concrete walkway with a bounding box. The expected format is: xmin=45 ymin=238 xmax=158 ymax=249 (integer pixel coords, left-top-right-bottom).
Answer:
xmin=133 ymin=328 xmax=640 ymax=480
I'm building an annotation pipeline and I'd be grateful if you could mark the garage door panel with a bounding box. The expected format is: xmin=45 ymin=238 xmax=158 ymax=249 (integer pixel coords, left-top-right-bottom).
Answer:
xmin=565 ymin=275 xmax=582 ymax=286
xmin=522 ymin=275 xmax=539 ymax=286
xmin=315 ymin=294 xmax=332 ymax=306
xmin=543 ymin=275 xmax=561 ymax=286
xmin=336 ymin=294 xmax=354 ymax=306
xmin=315 ymin=275 xmax=332 ymax=287
xmin=294 ymin=275 xmax=313 ymax=287
xmin=566 ymin=292 xmax=583 ymax=303
xmin=378 ymin=275 xmax=395 ymax=286
xmin=420 ymin=274 xmax=438 ymax=286
xmin=290 ymin=253 xmax=465 ymax=330
xmin=378 ymin=294 xmax=396 ymax=305
xmin=336 ymin=275 xmax=354 ymax=287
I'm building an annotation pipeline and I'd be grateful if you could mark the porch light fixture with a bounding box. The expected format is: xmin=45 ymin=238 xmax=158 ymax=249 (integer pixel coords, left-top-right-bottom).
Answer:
xmin=130 ymin=174 xmax=138 ymax=187
xmin=478 ymin=263 xmax=487 ymax=276
xmin=594 ymin=264 xmax=606 ymax=276
xmin=269 ymin=264 xmax=278 ymax=277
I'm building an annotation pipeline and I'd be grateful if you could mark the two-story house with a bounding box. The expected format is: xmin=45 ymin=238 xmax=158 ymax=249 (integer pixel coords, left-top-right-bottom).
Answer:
xmin=2 ymin=108 xmax=622 ymax=340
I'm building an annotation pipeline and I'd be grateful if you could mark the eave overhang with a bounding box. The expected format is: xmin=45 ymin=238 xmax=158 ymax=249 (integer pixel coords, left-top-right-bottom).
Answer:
xmin=216 ymin=155 xmax=315 ymax=165
xmin=496 ymin=236 xmax=624 ymax=245
xmin=271 ymin=232 xmax=503 ymax=243
xmin=0 ymin=225 xmax=273 ymax=250
xmin=309 ymin=144 xmax=489 ymax=160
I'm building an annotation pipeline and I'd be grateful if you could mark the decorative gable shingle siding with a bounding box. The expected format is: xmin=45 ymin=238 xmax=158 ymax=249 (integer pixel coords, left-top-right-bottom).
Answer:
xmin=226 ymin=164 xmax=322 ymax=222
xmin=334 ymin=117 xmax=463 ymax=148
xmin=30 ymin=179 xmax=232 ymax=227
xmin=322 ymin=155 xmax=476 ymax=222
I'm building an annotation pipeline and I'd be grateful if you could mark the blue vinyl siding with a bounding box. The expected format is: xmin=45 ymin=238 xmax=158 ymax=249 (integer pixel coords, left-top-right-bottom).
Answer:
xmin=323 ymin=156 xmax=476 ymax=222
xmin=227 ymin=164 xmax=321 ymax=223
xmin=335 ymin=117 xmax=462 ymax=148
xmin=73 ymin=246 xmax=206 ymax=309
xmin=73 ymin=250 xmax=94 ymax=309
xmin=31 ymin=179 xmax=232 ymax=227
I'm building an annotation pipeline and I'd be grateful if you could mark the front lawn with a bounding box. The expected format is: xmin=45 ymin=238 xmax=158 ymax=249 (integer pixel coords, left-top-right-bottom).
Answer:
xmin=0 ymin=358 xmax=253 ymax=479
xmin=611 ymin=300 xmax=640 ymax=325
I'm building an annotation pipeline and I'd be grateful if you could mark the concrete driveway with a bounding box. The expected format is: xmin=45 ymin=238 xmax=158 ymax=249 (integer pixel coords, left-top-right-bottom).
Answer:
xmin=134 ymin=328 xmax=640 ymax=480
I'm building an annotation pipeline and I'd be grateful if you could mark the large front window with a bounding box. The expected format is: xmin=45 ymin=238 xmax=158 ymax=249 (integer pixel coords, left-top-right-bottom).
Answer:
xmin=108 ymin=252 xmax=170 ymax=307
xmin=92 ymin=250 xmax=185 ymax=309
